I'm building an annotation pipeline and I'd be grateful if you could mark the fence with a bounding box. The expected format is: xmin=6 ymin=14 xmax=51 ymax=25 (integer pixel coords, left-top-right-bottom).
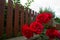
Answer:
xmin=0 ymin=0 xmax=38 ymax=39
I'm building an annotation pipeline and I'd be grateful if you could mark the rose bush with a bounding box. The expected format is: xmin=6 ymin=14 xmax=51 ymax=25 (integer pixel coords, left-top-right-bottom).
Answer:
xmin=21 ymin=12 xmax=60 ymax=40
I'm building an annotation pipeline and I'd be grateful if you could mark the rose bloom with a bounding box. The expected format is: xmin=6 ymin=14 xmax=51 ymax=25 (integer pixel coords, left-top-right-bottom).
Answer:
xmin=22 ymin=24 xmax=33 ymax=39
xmin=30 ymin=22 xmax=44 ymax=34
xmin=36 ymin=12 xmax=53 ymax=24
xmin=56 ymin=32 xmax=60 ymax=39
xmin=46 ymin=28 xmax=59 ymax=39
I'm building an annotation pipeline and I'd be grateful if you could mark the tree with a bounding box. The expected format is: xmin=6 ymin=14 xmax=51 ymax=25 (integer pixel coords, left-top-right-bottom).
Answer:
xmin=13 ymin=0 xmax=21 ymax=5
xmin=13 ymin=0 xmax=34 ymax=8
xmin=24 ymin=0 xmax=34 ymax=8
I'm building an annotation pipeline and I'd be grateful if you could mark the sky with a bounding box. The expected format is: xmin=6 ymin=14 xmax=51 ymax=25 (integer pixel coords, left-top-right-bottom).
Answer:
xmin=20 ymin=0 xmax=60 ymax=18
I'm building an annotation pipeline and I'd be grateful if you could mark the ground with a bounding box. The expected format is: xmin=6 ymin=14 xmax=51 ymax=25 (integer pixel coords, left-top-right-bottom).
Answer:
xmin=6 ymin=35 xmax=40 ymax=40
xmin=7 ymin=36 xmax=27 ymax=40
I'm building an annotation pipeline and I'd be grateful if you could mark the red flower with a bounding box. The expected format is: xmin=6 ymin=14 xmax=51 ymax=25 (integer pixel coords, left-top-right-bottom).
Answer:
xmin=56 ymin=32 xmax=60 ymax=39
xmin=22 ymin=24 xmax=33 ymax=39
xmin=30 ymin=22 xmax=44 ymax=34
xmin=36 ymin=12 xmax=53 ymax=24
xmin=46 ymin=28 xmax=59 ymax=39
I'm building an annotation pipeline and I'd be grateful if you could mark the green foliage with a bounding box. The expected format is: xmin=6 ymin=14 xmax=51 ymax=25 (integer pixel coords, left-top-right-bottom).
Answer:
xmin=13 ymin=0 xmax=21 ymax=4
xmin=39 ymin=8 xmax=55 ymax=18
xmin=39 ymin=8 xmax=43 ymax=13
xmin=44 ymin=8 xmax=55 ymax=18
xmin=24 ymin=0 xmax=34 ymax=8
xmin=6 ymin=0 xmax=34 ymax=9
xmin=55 ymin=17 xmax=60 ymax=23
xmin=39 ymin=29 xmax=49 ymax=40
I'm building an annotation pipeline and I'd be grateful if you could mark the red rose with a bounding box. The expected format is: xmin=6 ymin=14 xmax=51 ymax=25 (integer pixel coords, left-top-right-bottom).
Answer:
xmin=56 ymin=32 xmax=60 ymax=39
xmin=30 ymin=22 xmax=44 ymax=34
xmin=22 ymin=24 xmax=33 ymax=39
xmin=46 ymin=28 xmax=59 ymax=39
xmin=36 ymin=12 xmax=53 ymax=24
